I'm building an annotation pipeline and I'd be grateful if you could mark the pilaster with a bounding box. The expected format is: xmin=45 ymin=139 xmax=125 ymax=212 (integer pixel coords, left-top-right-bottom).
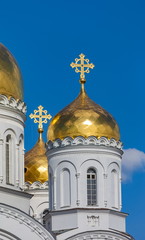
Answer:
xmin=0 ymin=139 xmax=4 ymax=183
xmin=16 ymin=144 xmax=19 ymax=187
xmin=76 ymin=173 xmax=80 ymax=206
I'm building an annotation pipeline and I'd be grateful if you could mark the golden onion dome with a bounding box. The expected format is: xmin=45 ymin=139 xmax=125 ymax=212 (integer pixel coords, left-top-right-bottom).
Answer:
xmin=25 ymin=132 xmax=48 ymax=184
xmin=47 ymin=89 xmax=120 ymax=141
xmin=0 ymin=43 xmax=23 ymax=100
xmin=48 ymin=53 xmax=120 ymax=142
xmin=25 ymin=106 xmax=52 ymax=184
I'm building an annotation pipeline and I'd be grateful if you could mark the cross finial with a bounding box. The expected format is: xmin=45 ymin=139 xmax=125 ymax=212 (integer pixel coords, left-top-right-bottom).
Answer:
xmin=29 ymin=105 xmax=52 ymax=139
xmin=70 ymin=53 xmax=94 ymax=90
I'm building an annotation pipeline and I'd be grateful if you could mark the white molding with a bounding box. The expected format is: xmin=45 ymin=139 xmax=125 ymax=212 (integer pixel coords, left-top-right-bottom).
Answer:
xmin=0 ymin=94 xmax=27 ymax=114
xmin=47 ymin=136 xmax=123 ymax=150
xmin=65 ymin=230 xmax=134 ymax=240
xmin=24 ymin=181 xmax=48 ymax=190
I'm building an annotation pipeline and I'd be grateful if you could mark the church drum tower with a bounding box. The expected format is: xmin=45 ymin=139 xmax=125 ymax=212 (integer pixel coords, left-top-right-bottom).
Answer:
xmin=46 ymin=54 xmax=134 ymax=240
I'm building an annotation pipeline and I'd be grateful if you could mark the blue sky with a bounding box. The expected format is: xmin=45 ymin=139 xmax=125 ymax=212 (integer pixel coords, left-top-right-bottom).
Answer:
xmin=0 ymin=0 xmax=145 ymax=239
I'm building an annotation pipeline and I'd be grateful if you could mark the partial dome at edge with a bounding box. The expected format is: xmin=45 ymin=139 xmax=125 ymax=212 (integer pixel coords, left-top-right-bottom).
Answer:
xmin=0 ymin=43 xmax=23 ymax=100
xmin=47 ymin=89 xmax=120 ymax=142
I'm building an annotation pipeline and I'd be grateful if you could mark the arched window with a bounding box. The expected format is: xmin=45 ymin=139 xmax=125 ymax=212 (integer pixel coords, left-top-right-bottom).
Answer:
xmin=6 ymin=135 xmax=13 ymax=184
xmin=87 ymin=168 xmax=97 ymax=205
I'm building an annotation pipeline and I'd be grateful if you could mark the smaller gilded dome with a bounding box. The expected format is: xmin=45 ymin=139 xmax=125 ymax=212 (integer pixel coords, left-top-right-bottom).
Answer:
xmin=0 ymin=43 xmax=23 ymax=100
xmin=47 ymin=89 xmax=120 ymax=141
xmin=25 ymin=135 xmax=48 ymax=184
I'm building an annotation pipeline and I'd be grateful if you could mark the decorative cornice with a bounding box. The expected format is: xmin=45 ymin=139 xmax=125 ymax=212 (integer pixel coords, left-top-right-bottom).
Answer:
xmin=24 ymin=181 xmax=48 ymax=190
xmin=46 ymin=136 xmax=123 ymax=150
xmin=0 ymin=186 xmax=32 ymax=199
xmin=0 ymin=94 xmax=27 ymax=114
xmin=66 ymin=230 xmax=134 ymax=240
xmin=0 ymin=203 xmax=54 ymax=240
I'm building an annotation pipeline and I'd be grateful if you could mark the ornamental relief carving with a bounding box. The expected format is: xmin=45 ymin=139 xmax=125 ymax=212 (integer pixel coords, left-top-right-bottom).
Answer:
xmin=67 ymin=231 xmax=133 ymax=240
xmin=24 ymin=181 xmax=48 ymax=190
xmin=0 ymin=94 xmax=27 ymax=114
xmin=0 ymin=204 xmax=53 ymax=240
xmin=47 ymin=136 xmax=122 ymax=150
xmin=87 ymin=215 xmax=99 ymax=227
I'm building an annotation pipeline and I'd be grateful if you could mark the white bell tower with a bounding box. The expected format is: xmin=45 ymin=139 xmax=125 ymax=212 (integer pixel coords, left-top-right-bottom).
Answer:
xmin=0 ymin=44 xmax=32 ymax=214
xmin=46 ymin=54 xmax=134 ymax=240
xmin=46 ymin=137 xmax=128 ymax=238
xmin=0 ymin=94 xmax=26 ymax=190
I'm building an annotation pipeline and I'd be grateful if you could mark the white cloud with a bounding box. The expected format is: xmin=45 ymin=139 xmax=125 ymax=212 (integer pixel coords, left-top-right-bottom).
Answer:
xmin=122 ymin=148 xmax=145 ymax=181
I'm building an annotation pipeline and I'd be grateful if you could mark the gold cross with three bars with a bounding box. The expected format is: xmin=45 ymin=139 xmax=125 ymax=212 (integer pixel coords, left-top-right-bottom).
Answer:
xmin=29 ymin=105 xmax=52 ymax=130
xmin=70 ymin=53 xmax=95 ymax=84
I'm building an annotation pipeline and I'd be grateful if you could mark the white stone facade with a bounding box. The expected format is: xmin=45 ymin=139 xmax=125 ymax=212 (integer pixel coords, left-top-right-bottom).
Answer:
xmin=0 ymin=94 xmax=134 ymax=240
xmin=46 ymin=136 xmax=133 ymax=240
xmin=24 ymin=181 xmax=49 ymax=226
xmin=47 ymin=136 xmax=122 ymax=211
xmin=0 ymin=203 xmax=54 ymax=240
xmin=0 ymin=94 xmax=54 ymax=240
xmin=0 ymin=94 xmax=26 ymax=190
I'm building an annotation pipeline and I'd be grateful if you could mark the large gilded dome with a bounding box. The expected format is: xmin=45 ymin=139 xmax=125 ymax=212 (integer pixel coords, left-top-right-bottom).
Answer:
xmin=25 ymin=136 xmax=48 ymax=183
xmin=0 ymin=43 xmax=23 ymax=100
xmin=47 ymin=89 xmax=120 ymax=141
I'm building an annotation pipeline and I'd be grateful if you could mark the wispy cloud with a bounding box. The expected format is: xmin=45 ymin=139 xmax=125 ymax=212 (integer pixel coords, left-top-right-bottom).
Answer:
xmin=122 ymin=148 xmax=145 ymax=181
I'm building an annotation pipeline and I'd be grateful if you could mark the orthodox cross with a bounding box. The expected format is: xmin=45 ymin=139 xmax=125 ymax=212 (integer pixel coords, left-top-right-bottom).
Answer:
xmin=70 ymin=53 xmax=95 ymax=85
xmin=29 ymin=105 xmax=52 ymax=133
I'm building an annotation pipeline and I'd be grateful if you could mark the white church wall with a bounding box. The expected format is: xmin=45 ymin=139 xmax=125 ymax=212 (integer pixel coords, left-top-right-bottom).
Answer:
xmin=80 ymin=158 xmax=104 ymax=207
xmin=51 ymin=210 xmax=78 ymax=231
xmin=51 ymin=209 xmax=128 ymax=240
xmin=29 ymin=190 xmax=49 ymax=223
xmin=60 ymin=168 xmax=71 ymax=207
xmin=48 ymin=143 xmax=122 ymax=211
xmin=0 ymin=97 xmax=26 ymax=191
xmin=109 ymin=212 xmax=126 ymax=232
xmin=0 ymin=203 xmax=54 ymax=240
xmin=0 ymin=188 xmax=32 ymax=213
xmin=55 ymin=161 xmax=77 ymax=209
xmin=46 ymin=137 xmax=125 ymax=236
xmin=25 ymin=182 xmax=49 ymax=225
xmin=107 ymin=162 xmax=121 ymax=210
